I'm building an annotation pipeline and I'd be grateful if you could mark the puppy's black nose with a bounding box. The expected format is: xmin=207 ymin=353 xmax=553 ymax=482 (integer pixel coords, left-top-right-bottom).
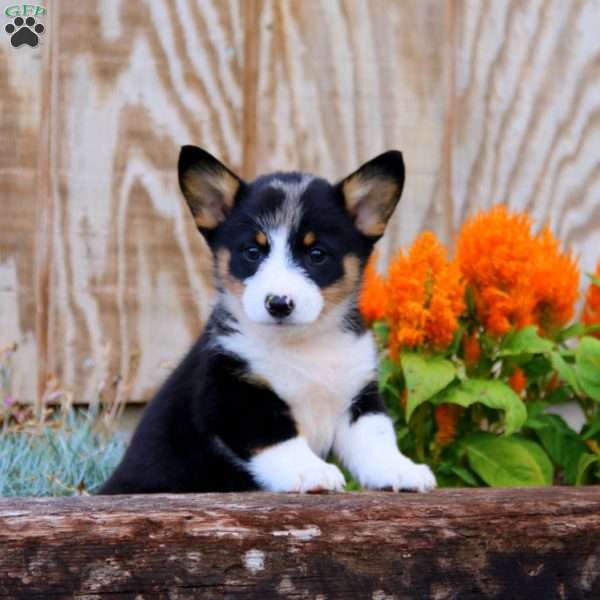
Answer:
xmin=265 ymin=295 xmax=295 ymax=319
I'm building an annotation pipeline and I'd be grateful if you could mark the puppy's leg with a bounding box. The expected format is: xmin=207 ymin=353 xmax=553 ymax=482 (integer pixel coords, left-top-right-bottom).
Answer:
xmin=333 ymin=383 xmax=436 ymax=492
xmin=215 ymin=365 xmax=345 ymax=494
xmin=248 ymin=437 xmax=345 ymax=493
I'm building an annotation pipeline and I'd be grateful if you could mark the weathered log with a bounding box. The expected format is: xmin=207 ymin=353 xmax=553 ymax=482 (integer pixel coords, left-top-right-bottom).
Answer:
xmin=0 ymin=488 xmax=599 ymax=599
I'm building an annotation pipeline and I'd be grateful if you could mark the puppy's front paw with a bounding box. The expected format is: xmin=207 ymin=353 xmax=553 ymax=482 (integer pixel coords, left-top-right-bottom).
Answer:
xmin=248 ymin=438 xmax=346 ymax=493
xmin=294 ymin=461 xmax=346 ymax=493
xmin=359 ymin=453 xmax=436 ymax=493
xmin=394 ymin=462 xmax=436 ymax=493
xmin=264 ymin=460 xmax=345 ymax=493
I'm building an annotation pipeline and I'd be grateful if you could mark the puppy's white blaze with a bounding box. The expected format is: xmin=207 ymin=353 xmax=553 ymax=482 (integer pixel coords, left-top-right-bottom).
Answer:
xmin=242 ymin=228 xmax=324 ymax=325
xmin=261 ymin=176 xmax=314 ymax=230
xmin=334 ymin=413 xmax=437 ymax=493
xmin=248 ymin=437 xmax=345 ymax=493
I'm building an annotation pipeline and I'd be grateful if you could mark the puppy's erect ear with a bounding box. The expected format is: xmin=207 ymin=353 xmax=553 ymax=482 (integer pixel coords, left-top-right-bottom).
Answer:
xmin=178 ymin=145 xmax=243 ymax=231
xmin=338 ymin=151 xmax=405 ymax=238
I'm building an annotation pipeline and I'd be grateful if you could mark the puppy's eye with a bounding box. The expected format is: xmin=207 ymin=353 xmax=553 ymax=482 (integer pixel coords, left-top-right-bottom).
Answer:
xmin=308 ymin=247 xmax=328 ymax=265
xmin=243 ymin=246 xmax=262 ymax=262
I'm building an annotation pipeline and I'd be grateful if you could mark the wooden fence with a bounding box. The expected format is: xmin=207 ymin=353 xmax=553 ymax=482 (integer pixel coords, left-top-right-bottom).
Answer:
xmin=1 ymin=0 xmax=599 ymax=405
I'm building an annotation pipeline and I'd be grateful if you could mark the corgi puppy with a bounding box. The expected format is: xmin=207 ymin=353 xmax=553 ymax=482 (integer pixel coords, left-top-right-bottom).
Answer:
xmin=100 ymin=147 xmax=436 ymax=495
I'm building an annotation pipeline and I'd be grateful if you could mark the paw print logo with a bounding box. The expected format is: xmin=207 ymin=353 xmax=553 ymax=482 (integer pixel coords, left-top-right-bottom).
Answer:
xmin=5 ymin=16 xmax=44 ymax=48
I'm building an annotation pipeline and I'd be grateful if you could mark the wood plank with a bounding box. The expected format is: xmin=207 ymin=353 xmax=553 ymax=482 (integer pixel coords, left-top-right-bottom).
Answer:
xmin=0 ymin=19 xmax=45 ymax=403
xmin=451 ymin=0 xmax=600 ymax=280
xmin=0 ymin=489 xmax=599 ymax=598
xmin=250 ymin=0 xmax=452 ymax=262
xmin=41 ymin=0 xmax=248 ymax=402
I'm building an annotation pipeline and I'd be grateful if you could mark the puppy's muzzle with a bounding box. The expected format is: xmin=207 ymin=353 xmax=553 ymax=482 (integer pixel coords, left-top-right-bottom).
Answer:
xmin=265 ymin=295 xmax=295 ymax=319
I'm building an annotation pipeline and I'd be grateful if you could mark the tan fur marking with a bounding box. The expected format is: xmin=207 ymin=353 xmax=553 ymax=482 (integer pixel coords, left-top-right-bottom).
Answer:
xmin=357 ymin=220 xmax=386 ymax=238
xmin=303 ymin=231 xmax=316 ymax=246
xmin=342 ymin=176 xmax=399 ymax=237
xmin=321 ymin=256 xmax=361 ymax=310
xmin=182 ymin=169 xmax=240 ymax=229
xmin=193 ymin=214 xmax=217 ymax=229
xmin=207 ymin=171 xmax=239 ymax=209
xmin=241 ymin=372 xmax=272 ymax=389
xmin=216 ymin=249 xmax=244 ymax=297
xmin=256 ymin=231 xmax=268 ymax=246
xmin=342 ymin=177 xmax=374 ymax=213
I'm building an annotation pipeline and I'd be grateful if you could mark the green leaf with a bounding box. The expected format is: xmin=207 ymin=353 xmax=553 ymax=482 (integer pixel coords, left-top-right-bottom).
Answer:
xmin=585 ymin=323 xmax=600 ymax=335
xmin=465 ymin=286 xmax=476 ymax=315
xmin=401 ymin=352 xmax=457 ymax=421
xmin=464 ymin=433 xmax=553 ymax=487
xmin=434 ymin=473 xmax=467 ymax=488
xmin=555 ymin=322 xmax=600 ymax=341
xmin=378 ymin=355 xmax=397 ymax=392
xmin=581 ymin=417 xmax=600 ymax=441
xmin=522 ymin=355 xmax=552 ymax=379
xmin=525 ymin=412 xmax=588 ymax=484
xmin=510 ymin=436 xmax=555 ymax=485
xmin=450 ymin=465 xmax=480 ymax=487
xmin=395 ymin=426 xmax=411 ymax=446
xmin=557 ymin=322 xmax=586 ymax=342
xmin=499 ymin=326 xmax=555 ymax=357
xmin=435 ymin=460 xmax=480 ymax=487
xmin=526 ymin=400 xmax=550 ymax=418
xmin=575 ymin=336 xmax=600 ymax=401
xmin=545 ymin=386 xmax=573 ymax=405
xmin=437 ymin=379 xmax=527 ymax=435
xmin=550 ymin=351 xmax=582 ymax=395
xmin=575 ymin=453 xmax=600 ymax=485
xmin=372 ymin=320 xmax=389 ymax=346
xmin=448 ymin=323 xmax=466 ymax=357
xmin=588 ymin=273 xmax=600 ymax=287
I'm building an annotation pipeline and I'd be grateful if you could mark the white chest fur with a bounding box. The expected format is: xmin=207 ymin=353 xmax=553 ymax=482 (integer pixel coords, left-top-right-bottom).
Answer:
xmin=217 ymin=326 xmax=378 ymax=457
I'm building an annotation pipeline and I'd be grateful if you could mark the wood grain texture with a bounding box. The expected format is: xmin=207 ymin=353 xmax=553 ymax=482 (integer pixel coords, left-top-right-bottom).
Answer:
xmin=0 ymin=0 xmax=599 ymax=404
xmin=0 ymin=21 xmax=44 ymax=403
xmin=44 ymin=0 xmax=247 ymax=402
xmin=251 ymin=0 xmax=453 ymax=262
xmin=451 ymin=0 xmax=600 ymax=278
xmin=0 ymin=488 xmax=599 ymax=598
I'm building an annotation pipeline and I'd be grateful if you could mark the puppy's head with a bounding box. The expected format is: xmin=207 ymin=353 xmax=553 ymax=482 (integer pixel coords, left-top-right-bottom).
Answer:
xmin=178 ymin=146 xmax=404 ymax=328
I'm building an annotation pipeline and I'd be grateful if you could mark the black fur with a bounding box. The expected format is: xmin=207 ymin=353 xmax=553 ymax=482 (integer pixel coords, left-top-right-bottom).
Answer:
xmin=343 ymin=305 xmax=368 ymax=335
xmin=100 ymin=313 xmax=298 ymax=494
xmin=350 ymin=381 xmax=385 ymax=423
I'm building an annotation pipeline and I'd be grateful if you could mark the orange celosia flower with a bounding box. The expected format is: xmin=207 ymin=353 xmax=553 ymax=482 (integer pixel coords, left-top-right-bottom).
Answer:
xmin=359 ymin=233 xmax=465 ymax=357
xmin=359 ymin=251 xmax=387 ymax=324
xmin=531 ymin=228 xmax=579 ymax=333
xmin=434 ymin=404 xmax=461 ymax=446
xmin=583 ymin=262 xmax=600 ymax=338
xmin=509 ymin=367 xmax=527 ymax=395
xmin=546 ymin=372 xmax=559 ymax=393
xmin=385 ymin=232 xmax=465 ymax=357
xmin=457 ymin=206 xmax=535 ymax=335
xmin=457 ymin=205 xmax=579 ymax=336
xmin=463 ymin=331 xmax=481 ymax=367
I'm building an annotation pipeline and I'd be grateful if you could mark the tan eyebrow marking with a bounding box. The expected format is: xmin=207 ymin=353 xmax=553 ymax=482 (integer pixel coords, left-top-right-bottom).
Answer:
xmin=303 ymin=231 xmax=316 ymax=246
xmin=256 ymin=231 xmax=268 ymax=246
